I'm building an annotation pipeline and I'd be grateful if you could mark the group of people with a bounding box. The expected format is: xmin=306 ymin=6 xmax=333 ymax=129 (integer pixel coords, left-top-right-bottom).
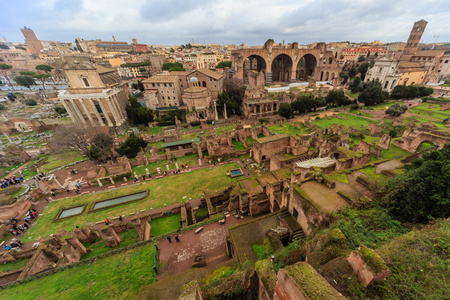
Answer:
xmin=1 ymin=175 xmax=22 ymax=189
xmin=4 ymin=214 xmax=34 ymax=251
xmin=166 ymin=235 xmax=181 ymax=243
xmin=66 ymin=182 xmax=82 ymax=195
xmin=105 ymin=215 xmax=123 ymax=225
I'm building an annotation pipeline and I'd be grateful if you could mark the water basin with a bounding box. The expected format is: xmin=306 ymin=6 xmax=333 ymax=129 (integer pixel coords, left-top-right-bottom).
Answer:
xmin=229 ymin=168 xmax=244 ymax=177
xmin=57 ymin=205 xmax=85 ymax=219
xmin=92 ymin=191 xmax=148 ymax=211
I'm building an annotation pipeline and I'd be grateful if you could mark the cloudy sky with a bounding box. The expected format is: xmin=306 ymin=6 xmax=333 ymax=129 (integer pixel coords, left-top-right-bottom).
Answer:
xmin=2 ymin=0 xmax=450 ymax=46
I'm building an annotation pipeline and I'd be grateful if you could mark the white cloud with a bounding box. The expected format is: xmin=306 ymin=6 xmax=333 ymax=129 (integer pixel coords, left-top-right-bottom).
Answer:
xmin=1 ymin=0 xmax=449 ymax=45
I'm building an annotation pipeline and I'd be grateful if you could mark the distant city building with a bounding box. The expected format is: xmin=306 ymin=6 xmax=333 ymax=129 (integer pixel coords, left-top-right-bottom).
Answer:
xmin=57 ymin=56 xmax=130 ymax=132
xmin=20 ymin=26 xmax=43 ymax=56
xmin=142 ymin=75 xmax=182 ymax=109
xmin=341 ymin=46 xmax=386 ymax=62
xmin=132 ymin=38 xmax=148 ymax=53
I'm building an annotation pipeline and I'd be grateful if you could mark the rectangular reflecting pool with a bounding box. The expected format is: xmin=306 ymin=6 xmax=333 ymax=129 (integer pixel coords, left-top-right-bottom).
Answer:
xmin=91 ymin=191 xmax=148 ymax=211
xmin=55 ymin=205 xmax=86 ymax=221
xmin=229 ymin=168 xmax=244 ymax=177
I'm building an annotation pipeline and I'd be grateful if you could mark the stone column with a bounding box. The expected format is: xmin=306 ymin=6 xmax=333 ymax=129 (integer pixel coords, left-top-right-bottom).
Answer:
xmin=213 ymin=100 xmax=218 ymax=121
xmin=70 ymin=99 xmax=86 ymax=125
xmin=62 ymin=100 xmax=77 ymax=125
xmin=89 ymin=99 xmax=104 ymax=126
xmin=79 ymin=99 xmax=96 ymax=126
xmin=99 ymin=98 xmax=113 ymax=126
xmin=116 ymin=94 xmax=126 ymax=121
xmin=224 ymin=103 xmax=228 ymax=119
xmin=106 ymin=98 xmax=121 ymax=126
xmin=111 ymin=94 xmax=125 ymax=122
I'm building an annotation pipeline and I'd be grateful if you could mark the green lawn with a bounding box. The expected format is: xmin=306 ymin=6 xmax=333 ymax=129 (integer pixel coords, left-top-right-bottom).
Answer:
xmin=39 ymin=150 xmax=85 ymax=173
xmin=0 ymin=241 xmax=157 ymax=300
xmin=23 ymin=162 xmax=240 ymax=243
xmin=364 ymin=101 xmax=395 ymax=111
xmin=268 ymin=123 xmax=307 ymax=135
xmin=215 ymin=124 xmax=237 ymax=135
xmin=150 ymin=213 xmax=182 ymax=237
xmin=141 ymin=126 xmax=161 ymax=135
xmin=346 ymin=91 xmax=359 ymax=100
xmin=312 ymin=113 xmax=372 ymax=130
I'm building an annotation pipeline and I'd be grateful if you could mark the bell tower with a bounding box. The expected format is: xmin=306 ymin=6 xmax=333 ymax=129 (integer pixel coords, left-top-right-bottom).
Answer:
xmin=401 ymin=20 xmax=428 ymax=60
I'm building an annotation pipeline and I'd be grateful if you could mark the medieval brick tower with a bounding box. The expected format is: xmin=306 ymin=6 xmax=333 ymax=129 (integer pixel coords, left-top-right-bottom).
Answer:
xmin=401 ymin=20 xmax=428 ymax=60
xmin=20 ymin=26 xmax=43 ymax=56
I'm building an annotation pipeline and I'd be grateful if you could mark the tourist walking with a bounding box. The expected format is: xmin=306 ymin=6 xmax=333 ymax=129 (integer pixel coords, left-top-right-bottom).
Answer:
xmin=167 ymin=236 xmax=172 ymax=243
xmin=119 ymin=215 xmax=123 ymax=222
xmin=105 ymin=218 xmax=110 ymax=225
xmin=175 ymin=235 xmax=180 ymax=242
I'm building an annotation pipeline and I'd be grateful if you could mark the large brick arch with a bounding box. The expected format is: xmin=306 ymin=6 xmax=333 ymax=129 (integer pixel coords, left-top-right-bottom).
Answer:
xmin=231 ymin=39 xmax=338 ymax=86
xmin=393 ymin=130 xmax=450 ymax=153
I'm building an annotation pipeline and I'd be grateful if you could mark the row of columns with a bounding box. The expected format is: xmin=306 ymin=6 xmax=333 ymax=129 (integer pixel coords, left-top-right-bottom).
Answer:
xmin=62 ymin=95 xmax=126 ymax=128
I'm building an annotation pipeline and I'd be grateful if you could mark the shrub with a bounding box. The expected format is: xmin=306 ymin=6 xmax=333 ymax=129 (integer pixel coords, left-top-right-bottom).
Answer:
xmin=24 ymin=99 xmax=37 ymax=106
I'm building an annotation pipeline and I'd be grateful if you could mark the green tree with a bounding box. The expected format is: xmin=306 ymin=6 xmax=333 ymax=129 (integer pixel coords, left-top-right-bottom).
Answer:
xmin=14 ymin=76 xmax=35 ymax=90
xmin=32 ymin=73 xmax=51 ymax=89
xmin=125 ymin=95 xmax=154 ymax=125
xmin=169 ymin=67 xmax=186 ymax=72
xmin=357 ymin=55 xmax=366 ymax=62
xmin=349 ymin=76 xmax=361 ymax=94
xmin=131 ymin=80 xmax=145 ymax=92
xmin=348 ymin=67 xmax=358 ymax=79
xmin=390 ymin=85 xmax=408 ymax=99
xmin=0 ymin=64 xmax=14 ymax=90
xmin=0 ymin=104 xmax=6 ymax=110
xmin=217 ymin=91 xmax=242 ymax=116
xmin=325 ymin=90 xmax=352 ymax=107
xmin=339 ymin=72 xmax=349 ymax=85
xmin=19 ymin=71 xmax=35 ymax=76
xmin=54 ymin=107 xmax=67 ymax=114
xmin=292 ymin=94 xmax=315 ymax=114
xmin=162 ymin=62 xmax=183 ymax=71
xmin=216 ymin=61 xmax=232 ymax=68
xmin=278 ymin=103 xmax=293 ymax=119
xmin=383 ymin=144 xmax=450 ymax=223
xmin=116 ymin=133 xmax=147 ymax=158
xmin=358 ymin=80 xmax=384 ymax=106
xmin=357 ymin=62 xmax=370 ymax=81
xmin=87 ymin=133 xmax=114 ymax=162
xmin=388 ymin=128 xmax=397 ymax=138
xmin=385 ymin=103 xmax=408 ymax=117
xmin=24 ymin=99 xmax=37 ymax=106
xmin=36 ymin=64 xmax=55 ymax=84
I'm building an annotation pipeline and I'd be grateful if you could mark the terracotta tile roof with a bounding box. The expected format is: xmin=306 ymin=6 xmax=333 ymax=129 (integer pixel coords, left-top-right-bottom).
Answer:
xmin=191 ymin=68 xmax=223 ymax=80
xmin=142 ymin=75 xmax=177 ymax=83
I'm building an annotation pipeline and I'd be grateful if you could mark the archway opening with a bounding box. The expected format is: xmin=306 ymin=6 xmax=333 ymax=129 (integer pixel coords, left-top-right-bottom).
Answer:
xmin=272 ymin=54 xmax=293 ymax=83
xmin=244 ymin=55 xmax=266 ymax=85
xmin=296 ymin=54 xmax=317 ymax=81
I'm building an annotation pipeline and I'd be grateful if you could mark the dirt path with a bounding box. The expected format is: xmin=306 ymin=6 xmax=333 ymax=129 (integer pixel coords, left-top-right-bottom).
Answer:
xmin=375 ymin=160 xmax=403 ymax=174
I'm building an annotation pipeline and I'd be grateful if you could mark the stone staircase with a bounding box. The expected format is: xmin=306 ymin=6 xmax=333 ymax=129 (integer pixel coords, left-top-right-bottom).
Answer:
xmin=277 ymin=209 xmax=305 ymax=242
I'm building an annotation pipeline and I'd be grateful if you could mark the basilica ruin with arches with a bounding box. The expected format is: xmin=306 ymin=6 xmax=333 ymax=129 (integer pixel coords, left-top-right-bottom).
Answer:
xmin=231 ymin=39 xmax=341 ymax=86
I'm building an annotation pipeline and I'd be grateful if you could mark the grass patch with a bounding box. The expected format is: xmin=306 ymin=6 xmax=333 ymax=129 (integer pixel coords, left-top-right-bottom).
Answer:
xmin=246 ymin=137 xmax=253 ymax=147
xmin=231 ymin=140 xmax=246 ymax=151
xmin=195 ymin=207 xmax=209 ymax=222
xmin=39 ymin=150 xmax=84 ymax=173
xmin=329 ymin=173 xmax=349 ymax=184
xmin=23 ymin=163 xmax=240 ymax=243
xmin=333 ymin=207 xmax=409 ymax=249
xmin=268 ymin=123 xmax=307 ymax=136
xmin=150 ymin=213 xmax=182 ymax=237
xmin=132 ymin=154 xmax=198 ymax=176
xmin=252 ymin=238 xmax=274 ymax=260
xmin=346 ymin=91 xmax=359 ymax=100
xmin=312 ymin=113 xmax=372 ymax=130
xmin=359 ymin=167 xmax=387 ymax=182
xmin=215 ymin=124 xmax=237 ymax=135
xmin=0 ymin=240 xmax=157 ymax=299
xmin=0 ymin=257 xmax=30 ymax=273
